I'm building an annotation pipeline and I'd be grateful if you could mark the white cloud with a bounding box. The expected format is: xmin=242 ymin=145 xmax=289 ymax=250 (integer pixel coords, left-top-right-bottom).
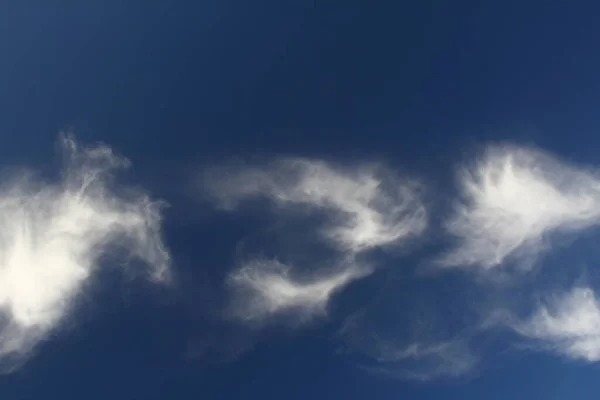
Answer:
xmin=0 ymin=135 xmax=170 ymax=367
xmin=204 ymin=158 xmax=427 ymax=252
xmin=440 ymin=145 xmax=600 ymax=269
xmin=364 ymin=341 xmax=478 ymax=381
xmin=514 ymin=287 xmax=600 ymax=361
xmin=204 ymin=158 xmax=426 ymax=323
xmin=227 ymin=259 xmax=369 ymax=323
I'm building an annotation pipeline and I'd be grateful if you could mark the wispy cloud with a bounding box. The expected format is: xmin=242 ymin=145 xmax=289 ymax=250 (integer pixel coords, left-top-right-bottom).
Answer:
xmin=513 ymin=287 xmax=600 ymax=361
xmin=204 ymin=158 xmax=427 ymax=252
xmin=440 ymin=145 xmax=600 ymax=269
xmin=361 ymin=341 xmax=478 ymax=382
xmin=204 ymin=158 xmax=426 ymax=322
xmin=0 ymin=135 xmax=170 ymax=368
xmin=338 ymin=310 xmax=478 ymax=381
xmin=227 ymin=259 xmax=369 ymax=323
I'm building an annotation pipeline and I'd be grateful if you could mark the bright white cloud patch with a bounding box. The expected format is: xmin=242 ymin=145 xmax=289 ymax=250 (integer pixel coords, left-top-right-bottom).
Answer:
xmin=227 ymin=259 xmax=369 ymax=323
xmin=440 ymin=145 xmax=600 ymax=269
xmin=515 ymin=287 xmax=600 ymax=361
xmin=205 ymin=158 xmax=426 ymax=322
xmin=0 ymin=135 xmax=170 ymax=365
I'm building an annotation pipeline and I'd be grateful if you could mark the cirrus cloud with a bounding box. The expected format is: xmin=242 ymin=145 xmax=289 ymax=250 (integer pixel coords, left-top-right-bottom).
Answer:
xmin=513 ymin=287 xmax=600 ymax=361
xmin=440 ymin=145 xmax=600 ymax=270
xmin=204 ymin=158 xmax=427 ymax=253
xmin=203 ymin=158 xmax=427 ymax=323
xmin=0 ymin=135 xmax=170 ymax=369
xmin=227 ymin=258 xmax=370 ymax=323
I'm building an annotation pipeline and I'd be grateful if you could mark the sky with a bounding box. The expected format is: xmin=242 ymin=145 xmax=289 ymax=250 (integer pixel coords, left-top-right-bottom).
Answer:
xmin=2 ymin=1 xmax=600 ymax=399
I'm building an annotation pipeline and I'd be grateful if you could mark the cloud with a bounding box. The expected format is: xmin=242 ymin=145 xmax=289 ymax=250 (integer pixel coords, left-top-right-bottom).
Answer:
xmin=227 ymin=258 xmax=369 ymax=323
xmin=337 ymin=296 xmax=479 ymax=381
xmin=513 ymin=287 xmax=600 ymax=361
xmin=440 ymin=145 xmax=600 ymax=269
xmin=0 ymin=135 xmax=170 ymax=368
xmin=204 ymin=158 xmax=427 ymax=252
xmin=359 ymin=341 xmax=478 ymax=382
xmin=203 ymin=158 xmax=426 ymax=323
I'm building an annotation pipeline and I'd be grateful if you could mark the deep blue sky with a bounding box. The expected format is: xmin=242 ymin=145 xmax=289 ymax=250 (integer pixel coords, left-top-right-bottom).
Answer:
xmin=2 ymin=2 xmax=600 ymax=399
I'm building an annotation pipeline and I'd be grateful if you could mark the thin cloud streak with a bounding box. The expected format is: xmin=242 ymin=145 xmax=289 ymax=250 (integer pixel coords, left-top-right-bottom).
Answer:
xmin=440 ymin=145 xmax=600 ymax=270
xmin=338 ymin=304 xmax=479 ymax=381
xmin=227 ymin=259 xmax=370 ymax=323
xmin=0 ymin=135 xmax=170 ymax=368
xmin=360 ymin=341 xmax=478 ymax=382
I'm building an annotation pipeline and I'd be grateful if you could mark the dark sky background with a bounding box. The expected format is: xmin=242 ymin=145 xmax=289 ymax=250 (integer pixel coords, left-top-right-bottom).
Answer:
xmin=2 ymin=2 xmax=600 ymax=399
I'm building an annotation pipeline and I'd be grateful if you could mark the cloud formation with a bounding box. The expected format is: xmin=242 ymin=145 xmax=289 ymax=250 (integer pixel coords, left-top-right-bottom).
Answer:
xmin=339 ymin=311 xmax=478 ymax=381
xmin=204 ymin=145 xmax=600 ymax=379
xmin=440 ymin=145 xmax=600 ymax=269
xmin=204 ymin=158 xmax=426 ymax=322
xmin=227 ymin=259 xmax=369 ymax=323
xmin=514 ymin=287 xmax=600 ymax=361
xmin=362 ymin=342 xmax=477 ymax=381
xmin=205 ymin=158 xmax=427 ymax=252
xmin=0 ymin=135 xmax=170 ymax=367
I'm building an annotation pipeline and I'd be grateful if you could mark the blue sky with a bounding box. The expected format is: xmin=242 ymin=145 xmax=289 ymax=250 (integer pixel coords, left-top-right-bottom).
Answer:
xmin=2 ymin=1 xmax=600 ymax=399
